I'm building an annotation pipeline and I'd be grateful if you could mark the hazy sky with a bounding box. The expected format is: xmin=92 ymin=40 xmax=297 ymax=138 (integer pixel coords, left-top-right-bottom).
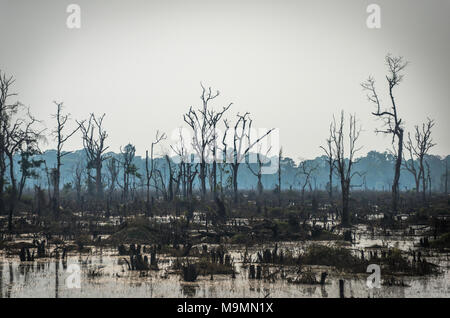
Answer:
xmin=0 ymin=0 xmax=449 ymax=160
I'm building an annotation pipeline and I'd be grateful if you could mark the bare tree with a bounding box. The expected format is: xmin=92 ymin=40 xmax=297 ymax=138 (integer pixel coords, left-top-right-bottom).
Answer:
xmin=51 ymin=102 xmax=80 ymax=216
xmin=207 ymin=101 xmax=232 ymax=197
xmin=296 ymin=160 xmax=318 ymax=205
xmin=171 ymin=128 xmax=190 ymax=199
xmin=227 ymin=112 xmax=274 ymax=203
xmin=184 ymin=84 xmax=224 ymax=199
xmin=330 ymin=111 xmax=362 ymax=226
xmin=362 ymin=54 xmax=408 ymax=214
xmin=404 ymin=118 xmax=436 ymax=202
xmin=145 ymin=130 xmax=166 ymax=215
xmin=403 ymin=136 xmax=420 ymax=194
xmin=220 ymin=119 xmax=230 ymax=195
xmin=105 ymin=157 xmax=119 ymax=215
xmin=246 ymin=141 xmax=272 ymax=198
xmin=0 ymin=71 xmax=18 ymax=215
xmin=165 ymin=154 xmax=181 ymax=202
xmin=320 ymin=123 xmax=334 ymax=200
xmin=277 ymin=147 xmax=282 ymax=206
xmin=72 ymin=160 xmax=85 ymax=207
xmin=18 ymin=143 xmax=43 ymax=200
xmin=4 ymin=109 xmax=42 ymax=231
xmin=426 ymin=160 xmax=432 ymax=198
xmin=120 ymin=143 xmax=136 ymax=202
xmin=77 ymin=113 xmax=109 ymax=199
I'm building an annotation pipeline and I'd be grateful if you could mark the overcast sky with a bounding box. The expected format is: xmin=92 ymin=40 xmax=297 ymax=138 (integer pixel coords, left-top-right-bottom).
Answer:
xmin=0 ymin=0 xmax=449 ymax=160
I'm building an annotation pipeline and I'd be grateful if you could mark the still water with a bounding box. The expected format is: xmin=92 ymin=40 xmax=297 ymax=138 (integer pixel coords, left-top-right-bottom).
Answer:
xmin=1 ymin=236 xmax=448 ymax=298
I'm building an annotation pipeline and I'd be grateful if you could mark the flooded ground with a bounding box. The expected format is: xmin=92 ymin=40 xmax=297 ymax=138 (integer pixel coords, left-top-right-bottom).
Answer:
xmin=1 ymin=230 xmax=449 ymax=298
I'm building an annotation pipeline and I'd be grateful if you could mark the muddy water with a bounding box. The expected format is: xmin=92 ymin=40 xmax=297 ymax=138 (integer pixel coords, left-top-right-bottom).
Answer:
xmin=1 ymin=237 xmax=449 ymax=298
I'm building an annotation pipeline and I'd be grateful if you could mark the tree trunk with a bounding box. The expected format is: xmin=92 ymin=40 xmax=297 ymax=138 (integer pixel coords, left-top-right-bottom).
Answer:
xmin=199 ymin=162 xmax=206 ymax=199
xmin=7 ymin=155 xmax=16 ymax=232
xmin=415 ymin=175 xmax=420 ymax=194
xmin=257 ymin=174 xmax=263 ymax=197
xmin=278 ymin=153 xmax=281 ymax=206
xmin=341 ymin=183 xmax=350 ymax=226
xmin=212 ymin=149 xmax=217 ymax=198
xmin=96 ymin=163 xmax=103 ymax=199
xmin=53 ymin=172 xmax=60 ymax=216
xmin=421 ymin=159 xmax=427 ymax=203
xmin=232 ymin=165 xmax=239 ymax=203
xmin=0 ymin=173 xmax=4 ymax=216
xmin=53 ymin=155 xmax=61 ymax=217
xmin=328 ymin=163 xmax=333 ymax=199
xmin=392 ymin=130 xmax=403 ymax=214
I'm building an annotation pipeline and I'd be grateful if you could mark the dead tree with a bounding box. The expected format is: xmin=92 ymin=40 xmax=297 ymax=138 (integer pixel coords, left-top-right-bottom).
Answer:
xmin=18 ymin=143 xmax=43 ymax=201
xmin=77 ymin=113 xmax=109 ymax=199
xmin=207 ymin=101 xmax=232 ymax=198
xmin=426 ymin=161 xmax=432 ymax=198
xmin=219 ymin=120 xmax=230 ymax=195
xmin=43 ymin=161 xmax=53 ymax=205
xmin=165 ymin=154 xmax=180 ymax=202
xmin=51 ymin=102 xmax=80 ymax=216
xmin=154 ymin=164 xmax=168 ymax=201
xmin=0 ymin=71 xmax=18 ymax=216
xmin=106 ymin=157 xmax=119 ymax=215
xmin=120 ymin=143 xmax=136 ymax=202
xmin=320 ymin=123 xmax=334 ymax=200
xmin=227 ymin=113 xmax=274 ymax=203
xmin=72 ymin=160 xmax=85 ymax=207
xmin=184 ymin=84 xmax=222 ymax=199
xmin=246 ymin=141 xmax=272 ymax=198
xmin=278 ymin=148 xmax=282 ymax=206
xmin=296 ymin=160 xmax=318 ymax=205
xmin=362 ymin=54 xmax=408 ymax=214
xmin=404 ymin=137 xmax=420 ymax=194
xmin=4 ymin=109 xmax=42 ymax=231
xmin=171 ymin=128 xmax=190 ymax=199
xmin=404 ymin=119 xmax=435 ymax=202
xmin=330 ymin=111 xmax=362 ymax=226
xmin=145 ymin=130 xmax=166 ymax=215
xmin=186 ymin=159 xmax=198 ymax=199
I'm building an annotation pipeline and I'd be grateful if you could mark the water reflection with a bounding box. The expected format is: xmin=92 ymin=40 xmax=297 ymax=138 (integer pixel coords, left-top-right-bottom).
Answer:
xmin=181 ymin=284 xmax=198 ymax=297
xmin=0 ymin=261 xmax=3 ymax=298
xmin=55 ymin=260 xmax=59 ymax=299
xmin=0 ymin=239 xmax=448 ymax=298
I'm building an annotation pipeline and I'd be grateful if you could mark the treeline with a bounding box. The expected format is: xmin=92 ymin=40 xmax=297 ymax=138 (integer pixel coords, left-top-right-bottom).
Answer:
xmin=1 ymin=54 xmax=449 ymax=231
xmin=7 ymin=149 xmax=450 ymax=196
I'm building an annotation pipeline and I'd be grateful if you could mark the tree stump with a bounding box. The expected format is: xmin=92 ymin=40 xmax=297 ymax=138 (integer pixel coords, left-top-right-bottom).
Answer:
xmin=150 ymin=251 xmax=157 ymax=268
xmin=183 ymin=264 xmax=198 ymax=282
xmin=19 ymin=247 xmax=26 ymax=262
xmin=256 ymin=265 xmax=262 ymax=279
xmin=339 ymin=279 xmax=345 ymax=298
xmin=249 ymin=265 xmax=255 ymax=279
xmin=320 ymin=272 xmax=328 ymax=285
xmin=225 ymin=254 xmax=231 ymax=267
